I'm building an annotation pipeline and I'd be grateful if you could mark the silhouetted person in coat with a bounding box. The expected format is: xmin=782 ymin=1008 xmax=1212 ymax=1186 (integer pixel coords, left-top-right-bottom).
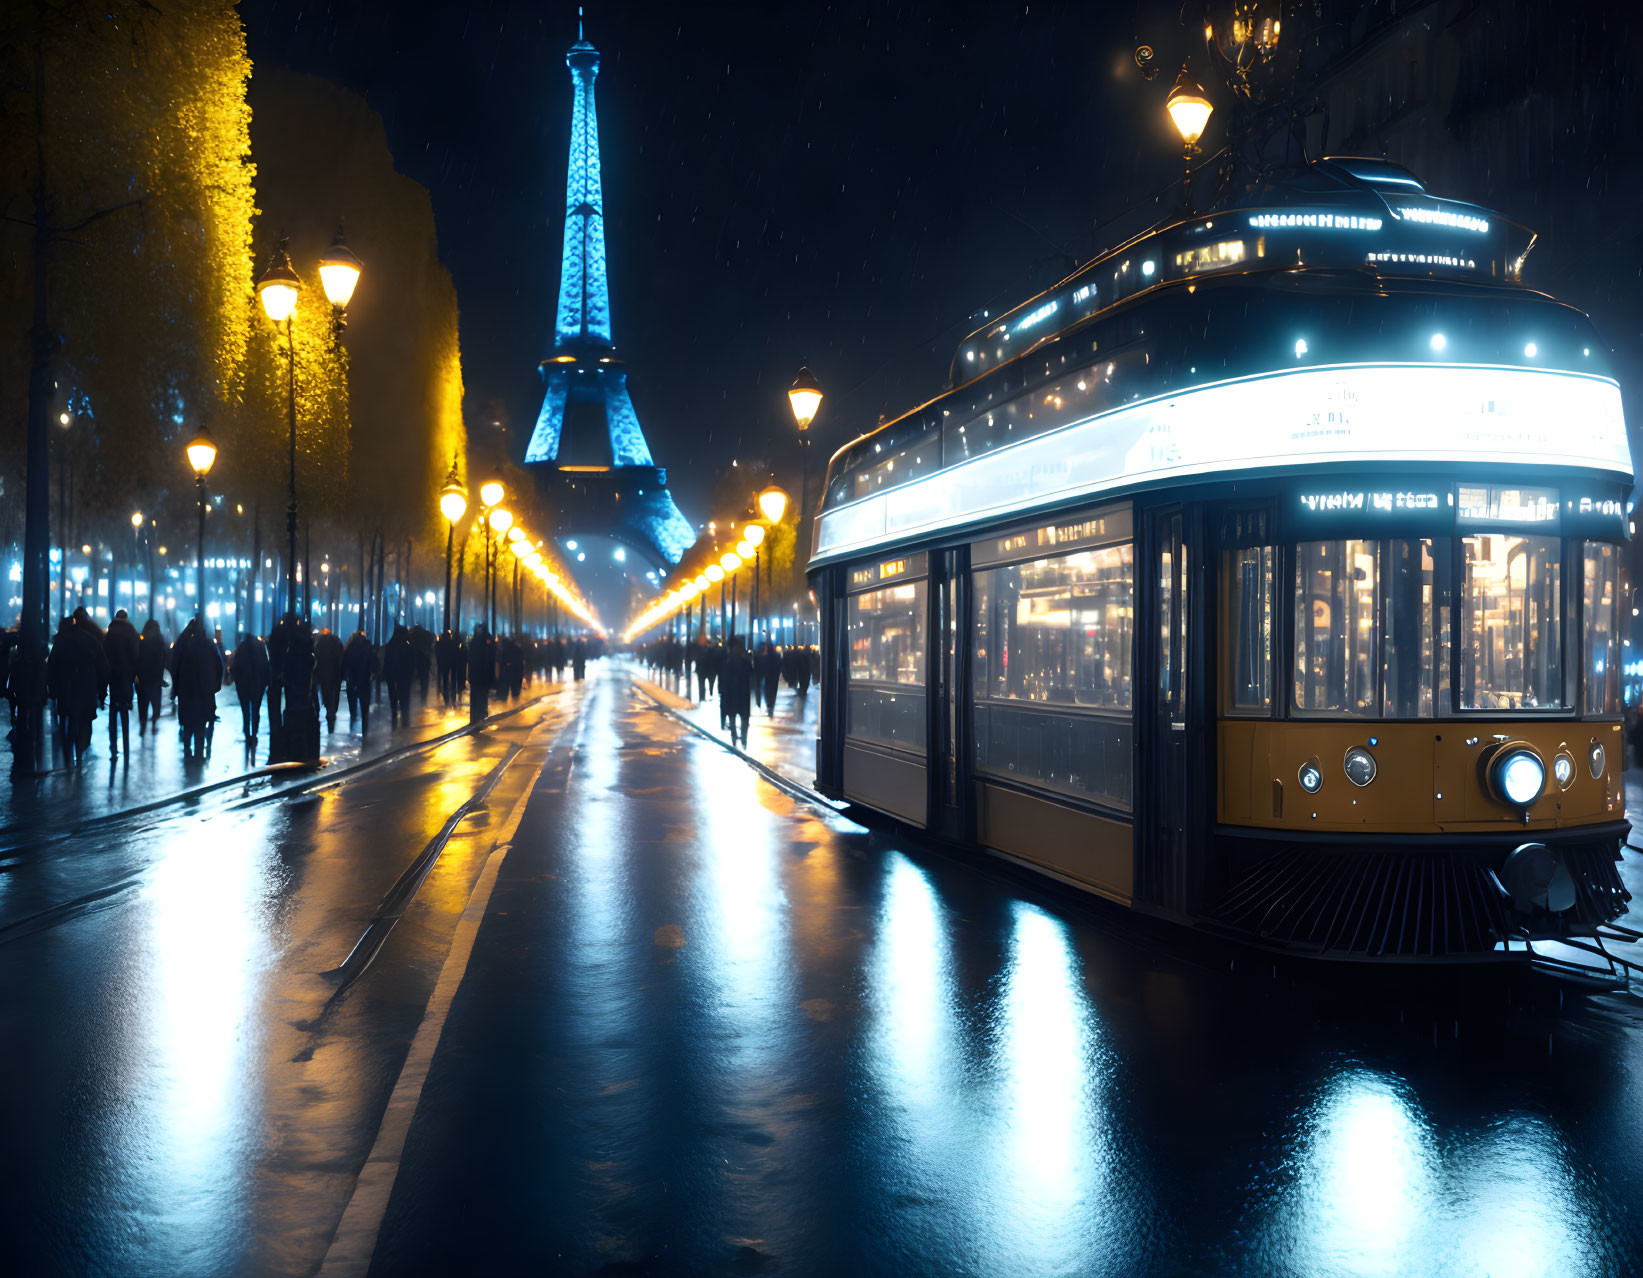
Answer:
xmin=381 ymin=623 xmax=416 ymax=729
xmin=571 ymin=638 xmax=587 ymax=682
xmin=498 ymin=635 xmax=524 ymax=700
xmin=468 ymin=625 xmax=495 ymax=724
xmin=103 ymin=609 xmax=139 ymax=759
xmin=314 ymin=627 xmax=345 ymax=732
xmin=232 ymin=632 xmax=271 ymax=743
xmin=435 ymin=628 xmax=460 ymax=706
xmin=719 ymin=636 xmax=753 ymax=747
xmin=136 ymin=619 xmax=166 ymax=732
xmin=47 ymin=610 xmax=109 ymax=766
xmin=757 ymin=640 xmax=781 ymax=717
xmin=410 ymin=624 xmax=434 ymax=702
xmin=171 ymin=618 xmax=223 ymax=759
xmin=342 ymin=629 xmax=375 ymax=734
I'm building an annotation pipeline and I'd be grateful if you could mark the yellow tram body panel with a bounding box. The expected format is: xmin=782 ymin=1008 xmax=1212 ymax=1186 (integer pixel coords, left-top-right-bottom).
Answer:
xmin=1219 ymin=720 xmax=1624 ymax=835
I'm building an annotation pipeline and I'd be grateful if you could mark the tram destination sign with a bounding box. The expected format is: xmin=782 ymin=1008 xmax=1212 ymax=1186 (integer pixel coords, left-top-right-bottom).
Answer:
xmin=813 ymin=365 xmax=1631 ymax=563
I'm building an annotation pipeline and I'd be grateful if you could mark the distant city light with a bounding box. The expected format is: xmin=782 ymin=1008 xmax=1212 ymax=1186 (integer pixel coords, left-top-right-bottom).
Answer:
xmin=1429 ymin=333 xmax=1447 ymax=352
xmin=577 ymin=552 xmax=585 ymax=562
xmin=1294 ymin=338 xmax=1308 ymax=358
xmin=1524 ymin=342 xmax=1538 ymax=358
xmin=566 ymin=539 xmax=578 ymax=551
xmin=613 ymin=547 xmax=626 ymax=562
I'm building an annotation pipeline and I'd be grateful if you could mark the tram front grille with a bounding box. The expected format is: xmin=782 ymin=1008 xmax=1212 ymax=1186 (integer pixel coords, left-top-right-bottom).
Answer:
xmin=1211 ymin=840 xmax=1630 ymax=958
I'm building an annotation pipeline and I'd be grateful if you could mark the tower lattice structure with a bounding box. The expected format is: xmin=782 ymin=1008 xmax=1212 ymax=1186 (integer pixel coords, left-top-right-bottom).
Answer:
xmin=525 ymin=25 xmax=695 ymax=566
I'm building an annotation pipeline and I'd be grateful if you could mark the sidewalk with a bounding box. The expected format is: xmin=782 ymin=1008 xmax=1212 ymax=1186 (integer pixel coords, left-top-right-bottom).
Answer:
xmin=0 ymin=676 xmax=568 ymax=843
xmin=629 ymin=663 xmax=819 ymax=795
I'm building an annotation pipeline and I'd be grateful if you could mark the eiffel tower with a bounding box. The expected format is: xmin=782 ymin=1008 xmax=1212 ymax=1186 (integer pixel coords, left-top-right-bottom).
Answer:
xmin=524 ymin=17 xmax=696 ymax=566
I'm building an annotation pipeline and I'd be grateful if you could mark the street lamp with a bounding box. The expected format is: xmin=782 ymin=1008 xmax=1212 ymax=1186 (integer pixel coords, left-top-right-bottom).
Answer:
xmin=130 ymin=511 xmax=144 ymax=619
xmin=318 ymin=225 xmax=364 ymax=334
xmin=439 ymin=460 xmax=467 ymax=633
xmin=487 ymin=506 xmax=513 ymax=632
xmin=257 ymin=230 xmax=361 ymax=763
xmin=480 ymin=479 xmax=505 ymax=507
xmin=185 ymin=427 xmax=217 ymax=620
xmin=1166 ymin=64 xmax=1214 ymax=206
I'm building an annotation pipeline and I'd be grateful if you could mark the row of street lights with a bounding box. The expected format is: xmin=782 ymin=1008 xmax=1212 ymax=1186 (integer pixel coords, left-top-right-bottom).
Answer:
xmin=437 ymin=470 xmax=600 ymax=636
xmin=622 ymin=484 xmax=788 ymax=645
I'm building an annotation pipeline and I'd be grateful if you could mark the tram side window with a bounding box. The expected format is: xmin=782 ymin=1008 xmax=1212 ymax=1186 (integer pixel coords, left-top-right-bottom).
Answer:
xmin=1460 ymin=535 xmax=1563 ymax=711
xmin=1293 ymin=540 xmax=1445 ymax=717
xmin=846 ymin=582 xmax=927 ymax=750
xmin=971 ymin=544 xmax=1134 ymax=809
xmin=1583 ymin=542 xmax=1621 ymax=716
xmin=1228 ymin=546 xmax=1274 ymax=711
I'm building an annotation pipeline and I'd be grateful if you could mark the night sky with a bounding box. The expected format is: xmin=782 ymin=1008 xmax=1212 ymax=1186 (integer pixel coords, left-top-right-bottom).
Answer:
xmin=238 ymin=0 xmax=1183 ymax=519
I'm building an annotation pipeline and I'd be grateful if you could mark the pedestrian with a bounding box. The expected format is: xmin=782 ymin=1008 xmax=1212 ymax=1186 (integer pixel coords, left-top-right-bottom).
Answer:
xmin=719 ymin=635 xmax=753 ymax=748
xmin=571 ymin=637 xmax=587 ymax=681
xmin=435 ymin=628 xmax=459 ymax=706
xmin=758 ymin=639 xmax=781 ymax=717
xmin=46 ymin=610 xmax=108 ymax=766
xmin=342 ymin=629 xmax=375 ymax=734
xmin=411 ymin=624 xmax=435 ymax=702
xmin=136 ymin=619 xmax=167 ymax=732
xmin=232 ymin=631 xmax=271 ymax=743
xmin=498 ymin=634 xmax=524 ymax=700
xmin=381 ymin=623 xmax=415 ymax=729
xmin=314 ymin=626 xmax=345 ymax=732
xmin=171 ymin=617 xmax=223 ymax=759
xmin=468 ymin=624 xmax=495 ymax=724
xmin=103 ymin=609 xmax=139 ymax=759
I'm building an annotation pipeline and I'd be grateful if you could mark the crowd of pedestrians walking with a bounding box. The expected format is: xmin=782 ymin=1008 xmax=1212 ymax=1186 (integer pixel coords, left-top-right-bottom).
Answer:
xmin=2 ymin=606 xmax=604 ymax=771
xmin=636 ymin=635 xmax=818 ymax=748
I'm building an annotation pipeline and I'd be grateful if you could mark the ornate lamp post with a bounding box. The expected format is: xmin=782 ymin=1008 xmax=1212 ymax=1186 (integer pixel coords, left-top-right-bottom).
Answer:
xmin=185 ymin=427 xmax=217 ymax=620
xmin=487 ymin=505 xmax=513 ymax=633
xmin=1165 ymin=64 xmax=1214 ymax=208
xmin=720 ymin=551 xmax=743 ymax=638
xmin=256 ymin=232 xmax=361 ymax=763
xmin=130 ymin=511 xmax=144 ymax=618
xmin=744 ymin=524 xmax=766 ymax=641
xmin=787 ymin=367 xmax=821 ymax=563
xmin=439 ymin=463 xmax=468 ymax=632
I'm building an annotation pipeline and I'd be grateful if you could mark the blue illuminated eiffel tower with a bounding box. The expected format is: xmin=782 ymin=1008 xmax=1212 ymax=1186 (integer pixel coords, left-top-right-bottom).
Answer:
xmin=524 ymin=18 xmax=696 ymax=566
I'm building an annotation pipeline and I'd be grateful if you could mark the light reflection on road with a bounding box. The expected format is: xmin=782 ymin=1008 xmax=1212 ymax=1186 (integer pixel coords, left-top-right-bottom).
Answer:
xmin=143 ymin=813 xmax=275 ymax=1267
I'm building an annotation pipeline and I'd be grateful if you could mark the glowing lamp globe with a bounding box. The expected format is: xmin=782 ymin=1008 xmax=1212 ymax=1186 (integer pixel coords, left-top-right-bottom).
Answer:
xmin=1166 ymin=67 xmax=1214 ymax=149
xmin=745 ymin=524 xmax=766 ymax=548
xmin=694 ymin=574 xmax=711 ymax=591
xmin=488 ymin=507 xmax=514 ymax=534
xmin=256 ymin=245 xmax=301 ymax=323
xmin=721 ymin=552 xmax=742 ymax=573
xmin=507 ymin=525 xmax=526 ymax=543
xmin=185 ymin=427 xmax=218 ymax=477
xmin=131 ymin=511 xmax=144 ymax=529
xmin=318 ymin=230 xmax=364 ymax=308
xmin=682 ymin=583 xmax=698 ymax=600
xmin=510 ymin=539 xmax=531 ymax=559
xmin=757 ymin=485 xmax=790 ymax=524
xmin=788 ymin=366 xmax=823 ymax=430
xmin=706 ymin=565 xmax=725 ymax=584
xmin=439 ymin=482 xmax=468 ymax=524
xmin=736 ymin=540 xmax=753 ymax=559
xmin=480 ymin=480 xmax=505 ymax=507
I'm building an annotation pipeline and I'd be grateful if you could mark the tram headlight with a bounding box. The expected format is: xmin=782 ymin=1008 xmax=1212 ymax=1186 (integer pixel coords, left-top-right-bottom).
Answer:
xmin=1589 ymin=740 xmax=1606 ymax=780
xmin=1298 ymin=759 xmax=1323 ymax=794
xmin=1552 ymin=751 xmax=1575 ymax=790
xmin=1343 ymin=746 xmax=1377 ymax=787
xmin=1486 ymin=744 xmax=1545 ymax=808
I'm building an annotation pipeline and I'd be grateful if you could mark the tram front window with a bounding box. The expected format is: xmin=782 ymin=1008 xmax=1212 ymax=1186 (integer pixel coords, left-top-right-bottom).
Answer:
xmin=1460 ymin=534 xmax=1563 ymax=710
xmin=1291 ymin=539 xmax=1446 ymax=717
xmin=1584 ymin=542 xmax=1621 ymax=715
xmin=846 ymin=581 xmax=927 ymax=749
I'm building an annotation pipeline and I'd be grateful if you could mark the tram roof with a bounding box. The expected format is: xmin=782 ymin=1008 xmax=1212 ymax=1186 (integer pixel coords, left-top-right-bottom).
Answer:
xmin=808 ymin=163 xmax=1630 ymax=569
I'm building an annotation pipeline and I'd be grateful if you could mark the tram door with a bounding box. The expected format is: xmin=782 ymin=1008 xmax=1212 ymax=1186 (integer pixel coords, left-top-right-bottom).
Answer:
xmin=926 ymin=547 xmax=971 ymax=842
xmin=1139 ymin=507 xmax=1191 ymax=912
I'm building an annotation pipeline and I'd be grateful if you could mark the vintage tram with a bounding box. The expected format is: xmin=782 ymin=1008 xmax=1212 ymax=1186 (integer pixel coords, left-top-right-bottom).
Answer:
xmin=807 ymin=158 xmax=1635 ymax=969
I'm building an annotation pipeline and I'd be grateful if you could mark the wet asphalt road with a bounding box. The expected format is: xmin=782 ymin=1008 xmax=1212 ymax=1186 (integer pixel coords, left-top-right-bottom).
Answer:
xmin=4 ymin=663 xmax=1643 ymax=1276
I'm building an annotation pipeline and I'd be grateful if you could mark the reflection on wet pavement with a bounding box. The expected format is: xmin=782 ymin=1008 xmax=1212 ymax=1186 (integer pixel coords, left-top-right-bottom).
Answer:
xmin=3 ymin=664 xmax=1642 ymax=1275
